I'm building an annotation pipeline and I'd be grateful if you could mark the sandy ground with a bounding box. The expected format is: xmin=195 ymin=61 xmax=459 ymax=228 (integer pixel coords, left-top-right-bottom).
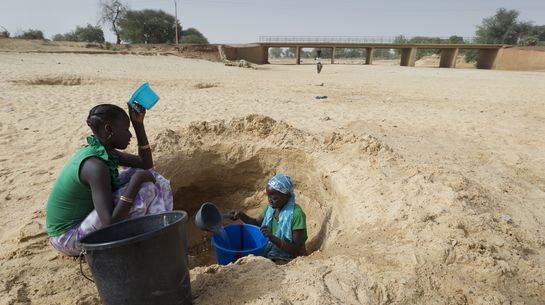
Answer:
xmin=1 ymin=39 xmax=545 ymax=304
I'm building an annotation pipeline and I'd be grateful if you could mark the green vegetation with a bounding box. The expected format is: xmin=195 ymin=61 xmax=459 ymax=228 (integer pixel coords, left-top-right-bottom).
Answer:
xmin=118 ymin=9 xmax=178 ymax=44
xmin=52 ymin=24 xmax=105 ymax=43
xmin=117 ymin=9 xmax=208 ymax=44
xmin=0 ymin=26 xmax=10 ymax=38
xmin=476 ymin=8 xmax=533 ymax=45
xmin=15 ymin=29 xmax=44 ymax=40
xmin=181 ymin=28 xmax=209 ymax=44
xmin=463 ymin=8 xmax=545 ymax=61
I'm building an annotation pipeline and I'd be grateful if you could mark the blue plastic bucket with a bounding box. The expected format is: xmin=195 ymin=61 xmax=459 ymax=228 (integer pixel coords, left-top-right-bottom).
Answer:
xmin=128 ymin=82 xmax=160 ymax=110
xmin=211 ymin=224 xmax=268 ymax=265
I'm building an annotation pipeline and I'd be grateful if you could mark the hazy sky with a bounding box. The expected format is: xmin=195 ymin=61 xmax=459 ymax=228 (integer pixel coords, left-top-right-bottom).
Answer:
xmin=1 ymin=0 xmax=545 ymax=43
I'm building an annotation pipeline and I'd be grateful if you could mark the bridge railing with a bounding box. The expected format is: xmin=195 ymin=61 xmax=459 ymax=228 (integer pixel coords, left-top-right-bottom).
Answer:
xmin=258 ymin=36 xmax=481 ymax=44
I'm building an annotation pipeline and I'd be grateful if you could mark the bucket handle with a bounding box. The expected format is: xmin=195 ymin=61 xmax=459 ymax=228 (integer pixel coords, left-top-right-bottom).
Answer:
xmin=79 ymin=250 xmax=95 ymax=283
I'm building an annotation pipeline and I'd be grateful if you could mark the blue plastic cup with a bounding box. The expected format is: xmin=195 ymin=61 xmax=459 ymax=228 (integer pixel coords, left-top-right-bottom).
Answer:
xmin=128 ymin=82 xmax=160 ymax=111
xmin=211 ymin=224 xmax=268 ymax=265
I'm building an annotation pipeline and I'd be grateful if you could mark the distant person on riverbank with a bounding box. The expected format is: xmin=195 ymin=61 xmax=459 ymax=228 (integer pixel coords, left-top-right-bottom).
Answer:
xmin=315 ymin=49 xmax=323 ymax=74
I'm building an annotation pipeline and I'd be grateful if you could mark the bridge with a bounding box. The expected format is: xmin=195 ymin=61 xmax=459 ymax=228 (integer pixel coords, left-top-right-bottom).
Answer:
xmin=221 ymin=36 xmax=508 ymax=69
xmin=259 ymin=42 xmax=504 ymax=68
xmin=257 ymin=36 xmax=505 ymax=69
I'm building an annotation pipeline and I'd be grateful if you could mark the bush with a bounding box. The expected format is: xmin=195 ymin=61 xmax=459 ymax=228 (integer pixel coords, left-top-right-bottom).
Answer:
xmin=53 ymin=24 xmax=104 ymax=43
xmin=182 ymin=34 xmax=208 ymax=44
xmin=181 ymin=28 xmax=209 ymax=44
xmin=519 ymin=36 xmax=539 ymax=46
xmin=74 ymin=24 xmax=105 ymax=43
xmin=0 ymin=26 xmax=10 ymax=38
xmin=53 ymin=25 xmax=104 ymax=43
xmin=52 ymin=34 xmax=64 ymax=41
xmin=16 ymin=29 xmax=44 ymax=40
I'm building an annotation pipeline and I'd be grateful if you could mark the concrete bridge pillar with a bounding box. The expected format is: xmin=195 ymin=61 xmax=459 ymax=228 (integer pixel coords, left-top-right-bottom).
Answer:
xmin=400 ymin=47 xmax=417 ymax=67
xmin=365 ymin=47 xmax=374 ymax=65
xmin=476 ymin=49 xmax=500 ymax=69
xmin=262 ymin=46 xmax=270 ymax=64
xmin=296 ymin=46 xmax=301 ymax=65
xmin=439 ymin=48 xmax=459 ymax=68
xmin=331 ymin=47 xmax=336 ymax=64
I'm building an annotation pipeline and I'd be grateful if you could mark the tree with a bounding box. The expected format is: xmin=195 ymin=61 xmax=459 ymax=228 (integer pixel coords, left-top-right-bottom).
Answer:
xmin=99 ymin=0 xmax=128 ymax=44
xmin=475 ymin=8 xmax=522 ymax=44
xmin=118 ymin=9 xmax=180 ymax=44
xmin=181 ymin=27 xmax=209 ymax=44
xmin=467 ymin=8 xmax=545 ymax=61
xmin=53 ymin=24 xmax=105 ymax=43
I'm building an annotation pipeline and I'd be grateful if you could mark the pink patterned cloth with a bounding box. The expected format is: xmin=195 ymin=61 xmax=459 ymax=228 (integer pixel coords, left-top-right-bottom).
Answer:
xmin=49 ymin=169 xmax=173 ymax=256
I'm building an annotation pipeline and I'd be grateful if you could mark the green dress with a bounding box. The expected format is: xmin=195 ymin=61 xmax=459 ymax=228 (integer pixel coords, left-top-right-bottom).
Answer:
xmin=260 ymin=203 xmax=307 ymax=257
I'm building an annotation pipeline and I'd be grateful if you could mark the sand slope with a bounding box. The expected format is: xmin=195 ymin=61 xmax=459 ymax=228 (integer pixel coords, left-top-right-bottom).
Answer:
xmin=1 ymin=41 xmax=544 ymax=304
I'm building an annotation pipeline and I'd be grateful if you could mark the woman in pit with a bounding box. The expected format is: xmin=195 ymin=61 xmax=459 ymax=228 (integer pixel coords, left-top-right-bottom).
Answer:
xmin=230 ymin=173 xmax=307 ymax=263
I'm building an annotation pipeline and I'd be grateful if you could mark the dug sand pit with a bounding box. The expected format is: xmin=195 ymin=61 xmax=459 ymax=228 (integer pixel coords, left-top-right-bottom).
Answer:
xmin=152 ymin=115 xmax=333 ymax=267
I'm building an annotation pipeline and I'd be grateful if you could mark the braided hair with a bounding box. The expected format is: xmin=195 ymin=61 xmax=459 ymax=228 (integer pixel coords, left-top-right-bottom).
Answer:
xmin=86 ymin=104 xmax=127 ymax=134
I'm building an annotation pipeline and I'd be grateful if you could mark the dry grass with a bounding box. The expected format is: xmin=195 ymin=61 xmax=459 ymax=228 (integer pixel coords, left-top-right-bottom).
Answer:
xmin=9 ymin=76 xmax=90 ymax=86
xmin=194 ymin=82 xmax=219 ymax=89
